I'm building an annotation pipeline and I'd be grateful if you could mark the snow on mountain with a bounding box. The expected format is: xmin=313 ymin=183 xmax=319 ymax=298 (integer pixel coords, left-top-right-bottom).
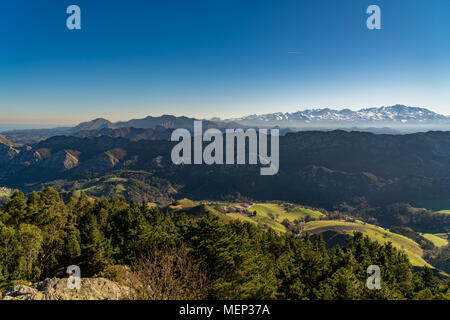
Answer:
xmin=233 ymin=105 xmax=449 ymax=124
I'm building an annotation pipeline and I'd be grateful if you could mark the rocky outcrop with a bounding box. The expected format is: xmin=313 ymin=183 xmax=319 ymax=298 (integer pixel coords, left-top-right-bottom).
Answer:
xmin=40 ymin=150 xmax=80 ymax=171
xmin=1 ymin=277 xmax=130 ymax=300
xmin=79 ymin=150 xmax=121 ymax=172
xmin=72 ymin=126 xmax=172 ymax=141
xmin=0 ymin=144 xmax=19 ymax=165
xmin=0 ymin=134 xmax=19 ymax=148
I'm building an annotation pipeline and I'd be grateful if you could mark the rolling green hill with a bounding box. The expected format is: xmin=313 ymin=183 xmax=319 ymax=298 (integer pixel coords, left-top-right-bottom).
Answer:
xmin=235 ymin=203 xmax=325 ymax=232
xmin=302 ymin=220 xmax=431 ymax=267
xmin=165 ymin=199 xmax=234 ymax=224
xmin=421 ymin=233 xmax=449 ymax=247
xmin=225 ymin=203 xmax=431 ymax=267
xmin=38 ymin=171 xmax=178 ymax=204
xmin=249 ymin=203 xmax=325 ymax=220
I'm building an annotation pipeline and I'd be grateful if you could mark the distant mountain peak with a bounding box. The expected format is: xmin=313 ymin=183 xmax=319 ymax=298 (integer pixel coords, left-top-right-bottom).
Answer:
xmin=232 ymin=105 xmax=449 ymax=125
xmin=72 ymin=118 xmax=113 ymax=132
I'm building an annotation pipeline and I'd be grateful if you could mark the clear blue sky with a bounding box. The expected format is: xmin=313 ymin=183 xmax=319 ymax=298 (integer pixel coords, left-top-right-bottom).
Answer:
xmin=1 ymin=0 xmax=449 ymax=125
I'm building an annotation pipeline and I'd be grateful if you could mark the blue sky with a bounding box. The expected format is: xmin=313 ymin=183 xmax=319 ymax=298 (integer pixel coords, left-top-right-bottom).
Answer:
xmin=1 ymin=0 xmax=449 ymax=125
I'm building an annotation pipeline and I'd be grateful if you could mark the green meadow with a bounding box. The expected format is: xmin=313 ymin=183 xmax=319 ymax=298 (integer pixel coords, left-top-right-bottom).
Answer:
xmin=421 ymin=233 xmax=449 ymax=247
xmin=302 ymin=220 xmax=431 ymax=267
xmin=224 ymin=203 xmax=429 ymax=267
xmin=245 ymin=203 xmax=325 ymax=232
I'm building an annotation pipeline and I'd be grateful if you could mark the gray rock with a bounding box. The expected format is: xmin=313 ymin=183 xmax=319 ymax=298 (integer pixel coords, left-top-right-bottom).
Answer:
xmin=1 ymin=277 xmax=131 ymax=300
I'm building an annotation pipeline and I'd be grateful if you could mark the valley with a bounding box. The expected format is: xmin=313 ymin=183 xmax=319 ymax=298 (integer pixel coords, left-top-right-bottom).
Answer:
xmin=1 ymin=108 xmax=450 ymax=295
xmin=4 ymin=128 xmax=450 ymax=210
xmin=159 ymin=199 xmax=448 ymax=273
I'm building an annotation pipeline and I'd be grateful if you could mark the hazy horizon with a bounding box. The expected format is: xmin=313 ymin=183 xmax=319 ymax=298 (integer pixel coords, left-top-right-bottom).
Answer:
xmin=1 ymin=104 xmax=450 ymax=130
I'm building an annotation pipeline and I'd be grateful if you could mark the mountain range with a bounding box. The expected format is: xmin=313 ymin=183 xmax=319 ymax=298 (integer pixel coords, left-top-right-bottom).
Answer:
xmin=0 ymin=115 xmax=242 ymax=144
xmin=229 ymin=105 xmax=450 ymax=128
xmin=2 ymin=128 xmax=450 ymax=215
xmin=1 ymin=104 xmax=450 ymax=211
xmin=2 ymin=105 xmax=450 ymax=144
xmin=72 ymin=115 xmax=241 ymax=132
xmin=2 ymin=106 xmax=450 ymax=282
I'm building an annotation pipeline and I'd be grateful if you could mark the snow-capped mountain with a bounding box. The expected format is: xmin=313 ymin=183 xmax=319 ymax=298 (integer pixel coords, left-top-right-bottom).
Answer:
xmin=232 ymin=105 xmax=449 ymax=126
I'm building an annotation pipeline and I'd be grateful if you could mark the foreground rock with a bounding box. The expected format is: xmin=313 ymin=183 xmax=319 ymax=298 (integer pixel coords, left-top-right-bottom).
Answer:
xmin=1 ymin=277 xmax=130 ymax=300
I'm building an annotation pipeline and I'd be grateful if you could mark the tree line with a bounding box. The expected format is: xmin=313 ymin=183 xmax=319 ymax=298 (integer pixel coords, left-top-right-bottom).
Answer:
xmin=0 ymin=188 xmax=448 ymax=300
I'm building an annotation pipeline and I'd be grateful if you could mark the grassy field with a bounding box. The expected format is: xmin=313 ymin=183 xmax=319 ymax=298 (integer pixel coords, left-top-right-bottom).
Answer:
xmin=166 ymin=199 xmax=235 ymax=224
xmin=421 ymin=233 xmax=449 ymax=247
xmin=167 ymin=198 xmax=198 ymax=211
xmin=243 ymin=203 xmax=325 ymax=233
xmin=163 ymin=201 xmax=435 ymax=268
xmin=227 ymin=212 xmax=258 ymax=225
xmin=432 ymin=233 xmax=449 ymax=240
xmin=225 ymin=203 xmax=431 ymax=266
xmin=301 ymin=220 xmax=431 ymax=267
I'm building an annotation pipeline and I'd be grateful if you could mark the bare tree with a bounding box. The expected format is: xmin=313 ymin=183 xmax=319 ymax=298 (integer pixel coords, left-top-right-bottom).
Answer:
xmin=127 ymin=245 xmax=209 ymax=300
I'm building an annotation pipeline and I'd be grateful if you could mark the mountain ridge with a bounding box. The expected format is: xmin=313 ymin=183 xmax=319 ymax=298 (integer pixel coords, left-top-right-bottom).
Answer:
xmin=3 ymin=130 xmax=450 ymax=212
xmin=2 ymin=105 xmax=450 ymax=144
xmin=229 ymin=105 xmax=450 ymax=127
xmin=1 ymin=115 xmax=242 ymax=144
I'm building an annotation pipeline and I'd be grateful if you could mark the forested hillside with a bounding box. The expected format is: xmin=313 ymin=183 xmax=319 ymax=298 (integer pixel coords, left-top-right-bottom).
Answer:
xmin=4 ymin=130 xmax=450 ymax=208
xmin=1 ymin=189 xmax=449 ymax=300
